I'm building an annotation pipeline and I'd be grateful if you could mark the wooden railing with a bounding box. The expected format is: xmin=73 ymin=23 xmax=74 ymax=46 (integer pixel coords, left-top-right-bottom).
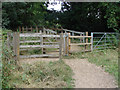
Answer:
xmin=7 ymin=32 xmax=63 ymax=60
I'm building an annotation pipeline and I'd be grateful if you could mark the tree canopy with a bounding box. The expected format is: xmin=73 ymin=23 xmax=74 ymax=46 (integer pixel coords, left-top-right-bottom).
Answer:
xmin=2 ymin=2 xmax=120 ymax=32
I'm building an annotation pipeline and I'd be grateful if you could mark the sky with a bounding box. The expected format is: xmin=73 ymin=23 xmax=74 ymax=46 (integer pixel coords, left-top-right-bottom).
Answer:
xmin=47 ymin=0 xmax=62 ymax=11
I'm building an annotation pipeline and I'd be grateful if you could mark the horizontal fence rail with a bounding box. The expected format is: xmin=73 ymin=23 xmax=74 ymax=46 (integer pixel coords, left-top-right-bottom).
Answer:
xmin=7 ymin=30 xmax=118 ymax=60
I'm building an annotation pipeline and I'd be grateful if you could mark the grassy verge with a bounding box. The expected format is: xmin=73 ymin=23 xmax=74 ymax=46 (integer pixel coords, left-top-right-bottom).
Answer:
xmin=6 ymin=60 xmax=74 ymax=88
xmin=64 ymin=49 xmax=118 ymax=83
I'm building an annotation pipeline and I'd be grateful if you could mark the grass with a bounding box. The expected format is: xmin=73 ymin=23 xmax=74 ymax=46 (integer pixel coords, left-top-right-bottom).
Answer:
xmin=5 ymin=60 xmax=74 ymax=88
xmin=66 ymin=49 xmax=118 ymax=84
xmin=2 ymin=30 xmax=74 ymax=88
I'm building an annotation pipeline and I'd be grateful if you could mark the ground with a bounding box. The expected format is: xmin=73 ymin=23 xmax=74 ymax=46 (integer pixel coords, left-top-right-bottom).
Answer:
xmin=64 ymin=58 xmax=117 ymax=88
xmin=20 ymin=57 xmax=118 ymax=88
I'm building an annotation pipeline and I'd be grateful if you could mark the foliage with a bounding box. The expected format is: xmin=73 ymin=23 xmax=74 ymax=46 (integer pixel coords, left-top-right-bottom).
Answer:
xmin=46 ymin=2 xmax=120 ymax=32
xmin=2 ymin=32 xmax=18 ymax=88
xmin=69 ymin=49 xmax=118 ymax=83
xmin=6 ymin=60 xmax=74 ymax=88
xmin=2 ymin=2 xmax=47 ymax=30
xmin=3 ymin=2 xmax=120 ymax=32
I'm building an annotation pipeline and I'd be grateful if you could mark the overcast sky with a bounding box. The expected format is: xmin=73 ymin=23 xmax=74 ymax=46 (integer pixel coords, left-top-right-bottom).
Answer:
xmin=47 ymin=0 xmax=62 ymax=11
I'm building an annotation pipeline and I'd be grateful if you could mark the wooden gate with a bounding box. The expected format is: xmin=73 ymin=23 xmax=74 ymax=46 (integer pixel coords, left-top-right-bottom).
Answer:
xmin=63 ymin=32 xmax=92 ymax=55
xmin=7 ymin=32 xmax=63 ymax=60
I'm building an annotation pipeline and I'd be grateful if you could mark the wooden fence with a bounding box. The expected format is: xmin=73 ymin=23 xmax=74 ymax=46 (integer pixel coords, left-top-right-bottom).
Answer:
xmin=63 ymin=32 xmax=92 ymax=54
xmin=18 ymin=26 xmax=57 ymax=35
xmin=7 ymin=30 xmax=117 ymax=61
xmin=7 ymin=32 xmax=64 ymax=60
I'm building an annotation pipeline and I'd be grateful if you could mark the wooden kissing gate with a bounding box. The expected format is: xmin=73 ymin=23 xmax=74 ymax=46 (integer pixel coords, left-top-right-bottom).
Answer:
xmin=7 ymin=31 xmax=92 ymax=61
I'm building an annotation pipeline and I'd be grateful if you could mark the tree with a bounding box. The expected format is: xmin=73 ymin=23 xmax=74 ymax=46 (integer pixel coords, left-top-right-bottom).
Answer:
xmin=2 ymin=2 xmax=47 ymax=30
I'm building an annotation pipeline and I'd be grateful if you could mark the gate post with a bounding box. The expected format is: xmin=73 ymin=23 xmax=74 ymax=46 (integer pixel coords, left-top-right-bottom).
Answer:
xmin=68 ymin=33 xmax=71 ymax=55
xmin=59 ymin=33 xmax=63 ymax=60
xmin=13 ymin=32 xmax=20 ymax=61
xmin=85 ymin=32 xmax=88 ymax=50
xmin=91 ymin=32 xmax=93 ymax=51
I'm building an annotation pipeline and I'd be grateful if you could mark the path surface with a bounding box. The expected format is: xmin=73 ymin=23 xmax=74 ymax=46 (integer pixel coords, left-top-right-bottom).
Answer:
xmin=64 ymin=58 xmax=117 ymax=88
xmin=20 ymin=58 xmax=117 ymax=88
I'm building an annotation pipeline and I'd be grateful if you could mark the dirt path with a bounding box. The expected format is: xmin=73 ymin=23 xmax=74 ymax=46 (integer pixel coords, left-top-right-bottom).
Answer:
xmin=20 ymin=57 xmax=117 ymax=88
xmin=64 ymin=58 xmax=117 ymax=88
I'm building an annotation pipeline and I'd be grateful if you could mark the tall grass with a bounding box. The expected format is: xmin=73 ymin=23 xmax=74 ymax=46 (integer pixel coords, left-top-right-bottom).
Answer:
xmin=5 ymin=60 xmax=74 ymax=88
xmin=2 ymin=30 xmax=18 ymax=88
xmin=2 ymin=30 xmax=74 ymax=88
xmin=68 ymin=49 xmax=118 ymax=84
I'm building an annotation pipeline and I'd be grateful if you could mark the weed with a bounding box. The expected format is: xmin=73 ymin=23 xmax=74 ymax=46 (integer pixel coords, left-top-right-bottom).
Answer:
xmin=71 ymin=49 xmax=118 ymax=83
xmin=6 ymin=60 xmax=74 ymax=88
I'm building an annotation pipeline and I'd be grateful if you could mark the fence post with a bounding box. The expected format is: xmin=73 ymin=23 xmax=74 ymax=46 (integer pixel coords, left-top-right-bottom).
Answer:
xmin=85 ymin=32 xmax=88 ymax=50
xmin=91 ymin=32 xmax=93 ymax=51
xmin=36 ymin=26 xmax=38 ymax=33
xmin=19 ymin=27 xmax=21 ymax=33
xmin=68 ymin=33 xmax=71 ymax=55
xmin=13 ymin=32 xmax=20 ymax=61
xmin=59 ymin=33 xmax=63 ymax=60
xmin=41 ymin=34 xmax=43 ymax=54
xmin=22 ymin=26 xmax=24 ymax=33
xmin=63 ymin=33 xmax=67 ymax=56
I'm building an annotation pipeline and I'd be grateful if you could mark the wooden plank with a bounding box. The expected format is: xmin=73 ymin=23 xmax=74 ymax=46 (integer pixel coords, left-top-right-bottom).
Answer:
xmin=20 ymin=33 xmax=60 ymax=38
xmin=20 ymin=48 xmax=43 ymax=51
xmin=45 ymin=29 xmax=57 ymax=34
xmin=44 ymin=50 xmax=61 ymax=52
xmin=63 ymin=29 xmax=84 ymax=34
xmin=59 ymin=33 xmax=63 ymax=60
xmin=19 ymin=27 xmax=21 ymax=33
xmin=66 ymin=34 xmax=69 ymax=56
xmin=20 ymin=45 xmax=59 ymax=48
xmin=13 ymin=32 xmax=20 ymax=61
xmin=85 ymin=32 xmax=88 ymax=50
xmin=68 ymin=33 xmax=71 ymax=55
xmin=43 ymin=42 xmax=58 ymax=44
xmin=69 ymin=36 xmax=92 ymax=38
xmin=41 ymin=35 xmax=43 ymax=54
xmin=63 ymin=33 xmax=66 ymax=55
xmin=20 ymin=40 xmax=41 ymax=43
xmin=20 ymin=54 xmax=59 ymax=58
xmin=70 ymin=43 xmax=92 ymax=45
xmin=22 ymin=26 xmax=24 ymax=33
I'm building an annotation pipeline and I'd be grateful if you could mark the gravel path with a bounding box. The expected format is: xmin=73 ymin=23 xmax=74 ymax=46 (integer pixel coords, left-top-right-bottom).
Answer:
xmin=64 ymin=58 xmax=117 ymax=88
